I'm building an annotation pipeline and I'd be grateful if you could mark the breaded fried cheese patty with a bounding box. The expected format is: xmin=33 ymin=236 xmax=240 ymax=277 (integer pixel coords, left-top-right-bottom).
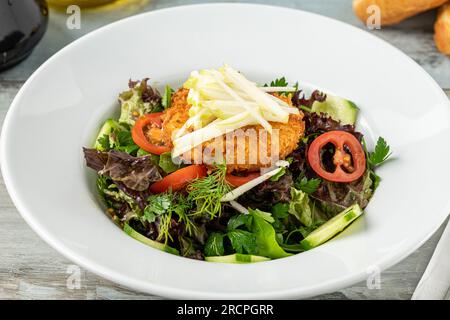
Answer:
xmin=146 ymin=88 xmax=305 ymax=172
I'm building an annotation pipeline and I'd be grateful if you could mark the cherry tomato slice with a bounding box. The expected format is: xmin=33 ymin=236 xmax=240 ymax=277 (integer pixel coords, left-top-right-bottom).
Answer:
xmin=226 ymin=173 xmax=260 ymax=187
xmin=149 ymin=165 xmax=207 ymax=193
xmin=307 ymin=131 xmax=366 ymax=183
xmin=131 ymin=113 xmax=171 ymax=155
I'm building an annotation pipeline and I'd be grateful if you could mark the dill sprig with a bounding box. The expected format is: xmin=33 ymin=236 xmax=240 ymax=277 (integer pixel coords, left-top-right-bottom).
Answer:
xmin=186 ymin=163 xmax=231 ymax=220
xmin=157 ymin=210 xmax=173 ymax=244
xmin=172 ymin=193 xmax=197 ymax=236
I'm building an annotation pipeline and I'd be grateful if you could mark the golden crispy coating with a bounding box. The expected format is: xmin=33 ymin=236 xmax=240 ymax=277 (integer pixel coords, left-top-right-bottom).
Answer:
xmin=151 ymin=88 xmax=305 ymax=172
xmin=160 ymin=88 xmax=192 ymax=146
xmin=202 ymin=113 xmax=304 ymax=172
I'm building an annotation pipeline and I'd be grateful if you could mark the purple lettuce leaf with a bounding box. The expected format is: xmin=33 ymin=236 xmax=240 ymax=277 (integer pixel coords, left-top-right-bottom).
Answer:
xmin=237 ymin=171 xmax=294 ymax=211
xmin=303 ymin=112 xmax=362 ymax=140
xmin=291 ymin=90 xmax=326 ymax=108
xmin=311 ymin=170 xmax=373 ymax=217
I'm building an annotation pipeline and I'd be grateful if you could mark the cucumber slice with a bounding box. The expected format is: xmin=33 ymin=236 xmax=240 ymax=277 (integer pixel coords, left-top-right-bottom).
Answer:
xmin=123 ymin=223 xmax=179 ymax=255
xmin=94 ymin=119 xmax=122 ymax=150
xmin=311 ymin=95 xmax=359 ymax=125
xmin=205 ymin=253 xmax=270 ymax=263
xmin=301 ymin=203 xmax=363 ymax=250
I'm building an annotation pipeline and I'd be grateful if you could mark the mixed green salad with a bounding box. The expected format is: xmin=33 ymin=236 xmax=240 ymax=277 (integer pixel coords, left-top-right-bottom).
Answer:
xmin=83 ymin=67 xmax=391 ymax=263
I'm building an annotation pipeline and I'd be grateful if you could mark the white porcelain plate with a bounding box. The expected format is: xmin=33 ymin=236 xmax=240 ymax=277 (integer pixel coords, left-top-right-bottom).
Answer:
xmin=1 ymin=4 xmax=450 ymax=299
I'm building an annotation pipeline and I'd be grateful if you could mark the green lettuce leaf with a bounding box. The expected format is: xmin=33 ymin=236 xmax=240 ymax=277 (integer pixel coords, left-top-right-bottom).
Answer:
xmin=227 ymin=214 xmax=253 ymax=231
xmin=162 ymin=85 xmax=174 ymax=109
xmin=289 ymin=187 xmax=314 ymax=227
xmin=159 ymin=152 xmax=182 ymax=174
xmin=289 ymin=187 xmax=327 ymax=229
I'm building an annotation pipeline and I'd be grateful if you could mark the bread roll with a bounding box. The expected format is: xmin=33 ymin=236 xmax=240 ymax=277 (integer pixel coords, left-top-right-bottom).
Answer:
xmin=435 ymin=3 xmax=450 ymax=55
xmin=353 ymin=0 xmax=449 ymax=26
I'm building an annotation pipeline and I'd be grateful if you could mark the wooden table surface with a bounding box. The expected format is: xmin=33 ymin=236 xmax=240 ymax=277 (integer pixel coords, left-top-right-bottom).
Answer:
xmin=1 ymin=0 xmax=449 ymax=300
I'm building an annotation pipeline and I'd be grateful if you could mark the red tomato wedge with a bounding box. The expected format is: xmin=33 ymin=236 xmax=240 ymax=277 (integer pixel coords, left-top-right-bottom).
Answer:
xmin=131 ymin=113 xmax=171 ymax=155
xmin=149 ymin=165 xmax=207 ymax=193
xmin=307 ymin=131 xmax=366 ymax=183
xmin=226 ymin=173 xmax=260 ymax=187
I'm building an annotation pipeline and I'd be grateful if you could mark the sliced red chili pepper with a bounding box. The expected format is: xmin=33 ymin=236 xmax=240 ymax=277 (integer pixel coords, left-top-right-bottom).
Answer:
xmin=149 ymin=165 xmax=207 ymax=193
xmin=307 ymin=131 xmax=366 ymax=183
xmin=131 ymin=113 xmax=171 ymax=155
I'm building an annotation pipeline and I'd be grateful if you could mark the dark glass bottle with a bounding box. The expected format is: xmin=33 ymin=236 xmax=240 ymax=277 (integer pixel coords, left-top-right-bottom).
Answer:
xmin=0 ymin=0 xmax=48 ymax=72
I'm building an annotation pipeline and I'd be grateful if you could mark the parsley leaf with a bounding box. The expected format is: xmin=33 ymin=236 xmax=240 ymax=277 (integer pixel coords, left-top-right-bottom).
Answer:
xmin=204 ymin=232 xmax=225 ymax=256
xmin=361 ymin=137 xmax=384 ymax=191
xmin=97 ymin=134 xmax=111 ymax=151
xmin=271 ymin=203 xmax=290 ymax=234
xmin=143 ymin=194 xmax=171 ymax=223
xmin=369 ymin=137 xmax=391 ymax=167
xmin=294 ymin=177 xmax=322 ymax=194
xmin=269 ymin=77 xmax=288 ymax=87
xmin=116 ymin=129 xmax=134 ymax=146
xmin=263 ymin=77 xmax=297 ymax=96
xmin=118 ymin=132 xmax=137 ymax=153
xmin=271 ymin=203 xmax=290 ymax=219
xmin=162 ymin=85 xmax=174 ymax=109
xmin=227 ymin=229 xmax=257 ymax=254
xmin=109 ymin=128 xmax=139 ymax=154
xmin=227 ymin=214 xmax=253 ymax=231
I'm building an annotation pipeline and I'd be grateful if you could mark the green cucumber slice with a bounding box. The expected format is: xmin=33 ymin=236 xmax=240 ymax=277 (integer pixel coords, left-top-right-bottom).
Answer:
xmin=124 ymin=223 xmax=179 ymax=255
xmin=205 ymin=253 xmax=270 ymax=263
xmin=301 ymin=203 xmax=363 ymax=250
xmin=311 ymin=95 xmax=359 ymax=125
